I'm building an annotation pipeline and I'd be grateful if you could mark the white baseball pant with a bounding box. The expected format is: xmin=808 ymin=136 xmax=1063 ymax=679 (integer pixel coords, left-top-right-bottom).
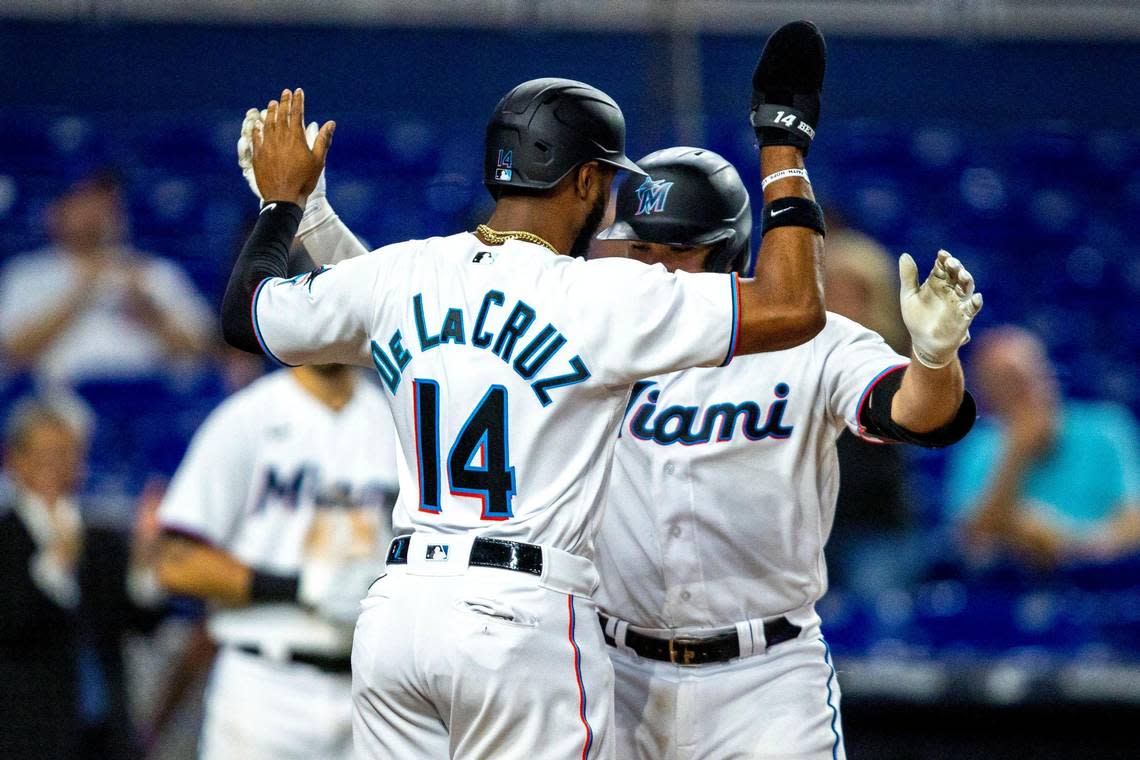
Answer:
xmin=351 ymin=533 xmax=614 ymax=759
xmin=609 ymin=623 xmax=845 ymax=760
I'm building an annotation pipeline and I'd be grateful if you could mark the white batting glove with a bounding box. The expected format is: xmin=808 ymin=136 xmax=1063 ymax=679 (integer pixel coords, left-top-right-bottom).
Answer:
xmin=899 ymin=249 xmax=984 ymax=369
xmin=236 ymin=108 xmax=333 ymax=234
xmin=237 ymin=107 xmax=264 ymax=200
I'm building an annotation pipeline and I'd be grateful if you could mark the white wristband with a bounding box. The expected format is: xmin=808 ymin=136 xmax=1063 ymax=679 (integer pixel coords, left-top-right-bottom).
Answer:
xmin=297 ymin=196 xmax=338 ymax=237
xmin=761 ymin=168 xmax=809 ymax=191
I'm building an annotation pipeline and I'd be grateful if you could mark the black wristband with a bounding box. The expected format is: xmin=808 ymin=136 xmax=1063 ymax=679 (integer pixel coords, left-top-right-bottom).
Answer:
xmin=760 ymin=197 xmax=826 ymax=237
xmin=249 ymin=570 xmax=300 ymax=604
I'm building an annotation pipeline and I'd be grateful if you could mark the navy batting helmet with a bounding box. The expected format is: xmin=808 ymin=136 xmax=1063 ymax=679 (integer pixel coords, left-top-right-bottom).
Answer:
xmin=596 ymin=147 xmax=754 ymax=275
xmin=484 ymin=78 xmax=644 ymax=198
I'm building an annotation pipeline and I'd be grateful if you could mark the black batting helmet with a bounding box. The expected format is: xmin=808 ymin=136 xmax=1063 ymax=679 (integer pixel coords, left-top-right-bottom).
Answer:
xmin=484 ymin=77 xmax=644 ymax=198
xmin=596 ymin=147 xmax=754 ymax=275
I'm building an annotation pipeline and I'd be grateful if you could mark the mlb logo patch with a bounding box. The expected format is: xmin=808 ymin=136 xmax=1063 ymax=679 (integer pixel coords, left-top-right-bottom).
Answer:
xmin=495 ymin=149 xmax=513 ymax=181
xmin=426 ymin=544 xmax=449 ymax=561
xmin=472 ymin=251 xmax=496 ymax=264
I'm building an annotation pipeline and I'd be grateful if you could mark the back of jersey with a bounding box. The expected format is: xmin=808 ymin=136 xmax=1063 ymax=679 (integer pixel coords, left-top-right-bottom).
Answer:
xmin=253 ymin=231 xmax=738 ymax=557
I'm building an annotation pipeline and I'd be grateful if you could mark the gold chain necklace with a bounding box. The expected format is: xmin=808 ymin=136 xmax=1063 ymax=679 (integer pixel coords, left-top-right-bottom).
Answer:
xmin=475 ymin=224 xmax=559 ymax=254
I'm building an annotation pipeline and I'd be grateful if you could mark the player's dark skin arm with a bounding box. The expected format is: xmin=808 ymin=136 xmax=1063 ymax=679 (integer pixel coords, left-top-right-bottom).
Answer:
xmin=221 ymin=89 xmax=334 ymax=353
xmin=734 ymin=146 xmax=826 ymax=355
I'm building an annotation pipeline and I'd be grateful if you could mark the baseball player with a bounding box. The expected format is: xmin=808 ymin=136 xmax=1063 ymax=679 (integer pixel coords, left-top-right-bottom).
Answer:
xmin=591 ymin=147 xmax=981 ymax=758
xmin=155 ymin=359 xmax=399 ymax=760
xmin=221 ymin=24 xmax=830 ymax=758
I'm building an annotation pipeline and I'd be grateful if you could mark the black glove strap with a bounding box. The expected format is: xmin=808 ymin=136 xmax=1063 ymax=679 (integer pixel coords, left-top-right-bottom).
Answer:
xmin=249 ymin=570 xmax=300 ymax=604
xmin=750 ymin=104 xmax=817 ymax=142
xmin=860 ymin=368 xmax=978 ymax=448
xmin=761 ymin=197 xmax=826 ymax=237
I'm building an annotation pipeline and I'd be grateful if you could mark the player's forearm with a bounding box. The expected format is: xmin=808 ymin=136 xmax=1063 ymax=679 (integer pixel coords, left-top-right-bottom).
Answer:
xmin=298 ymin=200 xmax=369 ymax=265
xmin=889 ymin=355 xmax=965 ymax=433
xmin=155 ymin=534 xmax=254 ymax=606
xmin=735 ymin=146 xmax=826 ymax=354
xmin=221 ymin=202 xmax=301 ymax=354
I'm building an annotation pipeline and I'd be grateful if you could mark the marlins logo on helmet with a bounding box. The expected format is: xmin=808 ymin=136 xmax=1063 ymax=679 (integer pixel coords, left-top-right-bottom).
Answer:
xmin=635 ymin=178 xmax=674 ymax=215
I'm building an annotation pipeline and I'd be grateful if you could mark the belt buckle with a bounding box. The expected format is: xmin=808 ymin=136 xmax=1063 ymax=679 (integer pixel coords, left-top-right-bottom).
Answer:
xmin=667 ymin=636 xmax=702 ymax=666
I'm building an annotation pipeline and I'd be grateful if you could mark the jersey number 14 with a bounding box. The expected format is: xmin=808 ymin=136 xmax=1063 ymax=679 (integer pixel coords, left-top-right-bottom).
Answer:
xmin=414 ymin=380 xmax=517 ymax=520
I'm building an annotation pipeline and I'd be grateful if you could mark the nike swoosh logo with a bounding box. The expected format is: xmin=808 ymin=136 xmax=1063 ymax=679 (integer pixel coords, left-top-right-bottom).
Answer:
xmin=260 ymin=202 xmax=277 ymax=214
xmin=770 ymin=206 xmax=793 ymax=217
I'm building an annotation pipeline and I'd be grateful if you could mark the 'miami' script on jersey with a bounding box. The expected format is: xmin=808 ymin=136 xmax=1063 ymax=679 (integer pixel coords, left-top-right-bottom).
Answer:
xmin=252 ymin=233 xmax=740 ymax=557
xmin=595 ymin=314 xmax=909 ymax=631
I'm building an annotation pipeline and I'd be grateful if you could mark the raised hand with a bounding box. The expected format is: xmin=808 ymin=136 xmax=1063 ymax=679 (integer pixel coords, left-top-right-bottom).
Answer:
xmin=899 ymin=249 xmax=984 ymax=369
xmin=238 ymin=106 xmax=328 ymax=205
xmin=250 ymin=88 xmax=335 ymax=207
xmin=750 ymin=20 xmax=826 ymax=156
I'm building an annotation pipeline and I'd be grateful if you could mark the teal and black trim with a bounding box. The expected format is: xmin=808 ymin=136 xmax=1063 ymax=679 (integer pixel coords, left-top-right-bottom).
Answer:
xmin=820 ymin=637 xmax=842 ymax=760
xmin=720 ymin=273 xmax=740 ymax=367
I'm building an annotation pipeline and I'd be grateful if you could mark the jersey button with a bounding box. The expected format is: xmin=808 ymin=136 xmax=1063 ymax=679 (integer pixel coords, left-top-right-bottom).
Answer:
xmin=669 ymin=525 xmax=682 ymax=538
xmin=664 ymin=463 xmax=675 ymax=475
xmin=680 ymin=591 xmax=692 ymax=601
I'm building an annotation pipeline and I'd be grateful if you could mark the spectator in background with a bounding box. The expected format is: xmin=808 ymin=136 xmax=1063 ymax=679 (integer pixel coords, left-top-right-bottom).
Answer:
xmin=0 ymin=171 xmax=212 ymax=385
xmin=0 ymin=398 xmax=165 ymax=760
xmin=824 ymin=229 xmax=918 ymax=594
xmin=947 ymin=326 xmax=1140 ymax=569
xmin=0 ymin=399 xmax=88 ymax=759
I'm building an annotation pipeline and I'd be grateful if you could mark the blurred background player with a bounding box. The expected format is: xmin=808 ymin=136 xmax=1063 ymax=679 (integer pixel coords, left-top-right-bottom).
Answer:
xmin=947 ymin=325 xmax=1140 ymax=569
xmin=154 ymin=316 xmax=399 ymax=760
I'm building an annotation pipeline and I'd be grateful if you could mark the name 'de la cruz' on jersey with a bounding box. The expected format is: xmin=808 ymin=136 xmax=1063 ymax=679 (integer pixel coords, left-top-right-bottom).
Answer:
xmin=251 ymin=232 xmax=741 ymax=557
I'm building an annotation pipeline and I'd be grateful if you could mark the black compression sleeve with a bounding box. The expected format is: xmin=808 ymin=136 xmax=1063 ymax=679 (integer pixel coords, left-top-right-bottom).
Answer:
xmin=221 ymin=202 xmax=303 ymax=354
xmin=858 ymin=367 xmax=977 ymax=448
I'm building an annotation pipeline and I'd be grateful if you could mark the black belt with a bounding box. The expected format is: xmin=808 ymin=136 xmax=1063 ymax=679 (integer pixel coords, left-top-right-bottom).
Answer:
xmin=386 ymin=534 xmax=544 ymax=576
xmin=235 ymin=644 xmax=352 ymax=675
xmin=598 ymin=613 xmax=802 ymax=666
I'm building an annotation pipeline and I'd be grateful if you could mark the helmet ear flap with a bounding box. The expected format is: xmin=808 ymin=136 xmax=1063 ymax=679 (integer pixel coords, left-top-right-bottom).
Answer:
xmin=703 ymin=236 xmax=752 ymax=275
xmin=702 ymin=240 xmax=732 ymax=274
xmin=737 ymin=234 xmax=756 ymax=277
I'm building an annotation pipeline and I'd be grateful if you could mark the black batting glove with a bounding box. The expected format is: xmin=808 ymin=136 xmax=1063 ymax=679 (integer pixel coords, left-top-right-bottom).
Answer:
xmin=750 ymin=20 xmax=827 ymax=156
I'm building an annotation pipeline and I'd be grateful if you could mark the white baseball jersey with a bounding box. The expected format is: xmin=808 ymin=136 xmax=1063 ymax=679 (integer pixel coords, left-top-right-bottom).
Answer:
xmin=594 ymin=312 xmax=908 ymax=631
xmin=158 ymin=370 xmax=399 ymax=653
xmin=252 ymin=232 xmax=739 ymax=558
